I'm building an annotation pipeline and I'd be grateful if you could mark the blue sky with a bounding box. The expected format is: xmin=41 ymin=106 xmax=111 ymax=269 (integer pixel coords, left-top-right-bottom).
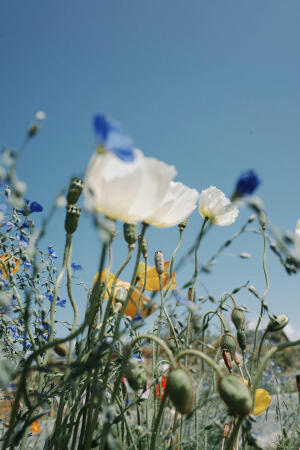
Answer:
xmin=1 ymin=0 xmax=300 ymax=337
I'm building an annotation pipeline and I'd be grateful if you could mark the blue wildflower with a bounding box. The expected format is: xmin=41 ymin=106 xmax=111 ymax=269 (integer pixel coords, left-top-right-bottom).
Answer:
xmin=94 ymin=114 xmax=135 ymax=162
xmin=46 ymin=293 xmax=66 ymax=308
xmin=132 ymin=353 xmax=143 ymax=363
xmin=21 ymin=221 xmax=29 ymax=229
xmin=23 ymin=261 xmax=32 ymax=270
xmin=48 ymin=247 xmax=58 ymax=259
xmin=71 ymin=262 xmax=83 ymax=271
xmin=174 ymin=289 xmax=189 ymax=306
xmin=235 ymin=170 xmax=260 ymax=196
xmin=29 ymin=201 xmax=43 ymax=213
xmin=22 ymin=340 xmax=31 ymax=350
xmin=133 ymin=314 xmax=143 ymax=323
xmin=16 ymin=233 xmax=28 ymax=249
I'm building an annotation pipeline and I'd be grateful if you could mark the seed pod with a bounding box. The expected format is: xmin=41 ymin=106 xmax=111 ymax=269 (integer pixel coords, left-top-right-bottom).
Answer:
xmin=266 ymin=314 xmax=289 ymax=332
xmin=154 ymin=251 xmax=164 ymax=275
xmin=220 ymin=333 xmax=236 ymax=360
xmin=123 ymin=223 xmax=138 ymax=248
xmin=237 ymin=329 xmax=247 ymax=351
xmin=66 ymin=178 xmax=84 ymax=205
xmin=65 ymin=205 xmax=81 ymax=234
xmin=231 ymin=307 xmax=245 ymax=331
xmin=218 ymin=375 xmax=252 ymax=416
xmin=234 ymin=351 xmax=241 ymax=367
xmin=139 ymin=234 xmax=148 ymax=258
xmin=124 ymin=358 xmax=147 ymax=391
xmin=222 ymin=349 xmax=233 ymax=374
xmin=222 ymin=423 xmax=230 ymax=439
xmin=54 ymin=343 xmax=67 ymax=357
xmin=166 ymin=367 xmax=194 ymax=415
xmin=115 ymin=287 xmax=128 ymax=305
xmin=178 ymin=218 xmax=188 ymax=231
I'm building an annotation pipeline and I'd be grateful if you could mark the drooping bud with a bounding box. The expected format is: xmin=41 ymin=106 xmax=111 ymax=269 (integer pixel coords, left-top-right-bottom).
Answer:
xmin=66 ymin=178 xmax=84 ymax=205
xmin=178 ymin=218 xmax=188 ymax=232
xmin=154 ymin=251 xmax=164 ymax=275
xmin=65 ymin=205 xmax=81 ymax=234
xmin=123 ymin=358 xmax=147 ymax=391
xmin=237 ymin=329 xmax=247 ymax=351
xmin=115 ymin=287 xmax=128 ymax=305
xmin=54 ymin=343 xmax=67 ymax=357
xmin=139 ymin=234 xmax=148 ymax=258
xmin=231 ymin=308 xmax=245 ymax=331
xmin=266 ymin=314 xmax=289 ymax=332
xmin=220 ymin=333 xmax=236 ymax=360
xmin=222 ymin=349 xmax=233 ymax=374
xmin=166 ymin=367 xmax=194 ymax=415
xmin=218 ymin=375 xmax=252 ymax=416
xmin=123 ymin=223 xmax=138 ymax=249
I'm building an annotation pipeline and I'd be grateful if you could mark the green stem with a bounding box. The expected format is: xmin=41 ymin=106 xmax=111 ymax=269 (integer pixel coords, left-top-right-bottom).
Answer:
xmin=176 ymin=349 xmax=223 ymax=379
xmin=150 ymin=394 xmax=167 ymax=450
xmin=225 ymin=416 xmax=243 ymax=450
xmin=159 ymin=275 xmax=179 ymax=352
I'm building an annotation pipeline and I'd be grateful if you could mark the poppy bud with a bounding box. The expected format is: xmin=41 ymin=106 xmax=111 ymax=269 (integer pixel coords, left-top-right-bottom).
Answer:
xmin=218 ymin=375 xmax=252 ymax=416
xmin=115 ymin=287 xmax=128 ymax=305
xmin=139 ymin=234 xmax=148 ymax=258
xmin=123 ymin=223 xmax=138 ymax=248
xmin=237 ymin=329 xmax=247 ymax=351
xmin=166 ymin=367 xmax=194 ymax=415
xmin=65 ymin=205 xmax=81 ymax=234
xmin=28 ymin=123 xmax=39 ymax=137
xmin=66 ymin=178 xmax=84 ymax=205
xmin=222 ymin=349 xmax=233 ymax=374
xmin=231 ymin=308 xmax=245 ymax=331
xmin=154 ymin=251 xmax=164 ymax=276
xmin=54 ymin=343 xmax=67 ymax=357
xmin=220 ymin=333 xmax=236 ymax=360
xmin=124 ymin=358 xmax=147 ymax=391
xmin=266 ymin=314 xmax=289 ymax=332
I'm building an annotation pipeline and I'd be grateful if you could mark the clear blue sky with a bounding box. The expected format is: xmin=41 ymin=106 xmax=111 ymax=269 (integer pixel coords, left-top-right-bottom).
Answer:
xmin=1 ymin=0 xmax=300 ymax=337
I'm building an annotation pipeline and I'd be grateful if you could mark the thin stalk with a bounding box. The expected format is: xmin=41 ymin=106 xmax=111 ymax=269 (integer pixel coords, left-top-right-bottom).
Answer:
xmin=225 ymin=416 xmax=243 ymax=450
xmin=150 ymin=394 xmax=167 ymax=450
xmin=159 ymin=275 xmax=179 ymax=352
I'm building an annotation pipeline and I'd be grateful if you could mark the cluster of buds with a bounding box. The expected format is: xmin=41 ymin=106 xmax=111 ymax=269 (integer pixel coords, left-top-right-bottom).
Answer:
xmin=64 ymin=178 xmax=84 ymax=235
xmin=165 ymin=367 xmax=194 ymax=415
xmin=231 ymin=307 xmax=247 ymax=353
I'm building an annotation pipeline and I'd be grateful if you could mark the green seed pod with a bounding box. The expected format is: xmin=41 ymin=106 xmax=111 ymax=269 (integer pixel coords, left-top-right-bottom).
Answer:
xmin=115 ymin=287 xmax=128 ymax=305
xmin=218 ymin=375 xmax=252 ymax=416
xmin=139 ymin=234 xmax=148 ymax=258
xmin=237 ymin=329 xmax=247 ymax=351
xmin=123 ymin=223 xmax=138 ymax=248
xmin=154 ymin=250 xmax=164 ymax=275
xmin=166 ymin=367 xmax=194 ymax=415
xmin=266 ymin=314 xmax=289 ymax=332
xmin=124 ymin=358 xmax=147 ymax=391
xmin=220 ymin=333 xmax=236 ymax=360
xmin=178 ymin=218 xmax=188 ymax=231
xmin=66 ymin=178 xmax=84 ymax=205
xmin=65 ymin=205 xmax=81 ymax=234
xmin=231 ymin=308 xmax=245 ymax=331
xmin=54 ymin=343 xmax=67 ymax=357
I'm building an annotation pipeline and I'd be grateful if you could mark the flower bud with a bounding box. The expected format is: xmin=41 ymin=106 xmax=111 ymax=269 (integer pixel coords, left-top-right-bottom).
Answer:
xmin=220 ymin=333 xmax=236 ymax=360
xmin=65 ymin=205 xmax=81 ymax=234
xmin=54 ymin=343 xmax=67 ymax=357
xmin=222 ymin=349 xmax=233 ymax=374
xmin=139 ymin=234 xmax=148 ymax=258
xmin=154 ymin=251 xmax=164 ymax=275
xmin=166 ymin=367 xmax=194 ymax=415
xmin=28 ymin=123 xmax=39 ymax=137
xmin=218 ymin=375 xmax=252 ymax=416
xmin=115 ymin=287 xmax=128 ymax=305
xmin=231 ymin=308 xmax=245 ymax=331
xmin=222 ymin=423 xmax=230 ymax=439
xmin=66 ymin=178 xmax=84 ymax=205
xmin=178 ymin=218 xmax=188 ymax=232
xmin=124 ymin=358 xmax=147 ymax=391
xmin=123 ymin=223 xmax=138 ymax=248
xmin=237 ymin=329 xmax=247 ymax=351
xmin=266 ymin=314 xmax=289 ymax=332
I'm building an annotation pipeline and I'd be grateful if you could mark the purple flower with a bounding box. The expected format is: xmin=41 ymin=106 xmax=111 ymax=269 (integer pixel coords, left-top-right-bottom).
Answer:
xmin=94 ymin=114 xmax=135 ymax=163
xmin=235 ymin=170 xmax=260 ymax=196
xmin=71 ymin=262 xmax=83 ymax=271
xmin=48 ymin=247 xmax=58 ymax=259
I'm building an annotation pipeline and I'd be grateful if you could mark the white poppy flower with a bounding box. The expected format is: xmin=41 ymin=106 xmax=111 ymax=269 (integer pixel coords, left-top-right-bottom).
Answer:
xmin=295 ymin=219 xmax=300 ymax=256
xmin=198 ymin=186 xmax=239 ymax=226
xmin=144 ymin=181 xmax=199 ymax=228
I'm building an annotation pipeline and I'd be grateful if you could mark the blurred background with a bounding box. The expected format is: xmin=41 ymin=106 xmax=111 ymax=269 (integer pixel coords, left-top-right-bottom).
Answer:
xmin=1 ymin=0 xmax=300 ymax=338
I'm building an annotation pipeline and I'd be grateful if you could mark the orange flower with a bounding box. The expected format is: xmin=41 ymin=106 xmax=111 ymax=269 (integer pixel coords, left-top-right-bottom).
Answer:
xmin=0 ymin=253 xmax=21 ymax=280
xmin=30 ymin=419 xmax=41 ymax=434
xmin=153 ymin=376 xmax=166 ymax=399
xmin=136 ymin=261 xmax=177 ymax=291
xmin=93 ymin=270 xmax=156 ymax=319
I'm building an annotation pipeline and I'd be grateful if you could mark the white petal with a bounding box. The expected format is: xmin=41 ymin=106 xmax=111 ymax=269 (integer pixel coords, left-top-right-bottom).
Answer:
xmin=198 ymin=186 xmax=238 ymax=226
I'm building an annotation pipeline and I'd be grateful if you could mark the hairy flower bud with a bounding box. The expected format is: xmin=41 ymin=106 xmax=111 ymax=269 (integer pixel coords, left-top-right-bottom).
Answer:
xmin=54 ymin=343 xmax=67 ymax=357
xmin=266 ymin=314 xmax=289 ymax=332
xmin=154 ymin=251 xmax=164 ymax=275
xmin=139 ymin=234 xmax=148 ymax=258
xmin=237 ymin=329 xmax=247 ymax=351
xmin=66 ymin=178 xmax=84 ymax=205
xmin=231 ymin=308 xmax=245 ymax=331
xmin=124 ymin=358 xmax=147 ymax=391
xmin=218 ymin=375 xmax=252 ymax=416
xmin=123 ymin=223 xmax=138 ymax=248
xmin=166 ymin=367 xmax=194 ymax=415
xmin=220 ymin=333 xmax=236 ymax=360
xmin=65 ymin=205 xmax=81 ymax=234
xmin=115 ymin=287 xmax=128 ymax=305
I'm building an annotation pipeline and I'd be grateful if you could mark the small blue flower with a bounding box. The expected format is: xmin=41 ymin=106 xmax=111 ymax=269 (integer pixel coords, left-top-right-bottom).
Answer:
xmin=174 ymin=289 xmax=189 ymax=306
xmin=22 ymin=340 xmax=31 ymax=350
xmin=29 ymin=201 xmax=43 ymax=213
xmin=71 ymin=262 xmax=83 ymax=271
xmin=94 ymin=114 xmax=135 ymax=163
xmin=23 ymin=261 xmax=32 ymax=270
xmin=46 ymin=293 xmax=66 ymax=308
xmin=132 ymin=353 xmax=143 ymax=363
xmin=132 ymin=314 xmax=143 ymax=323
xmin=235 ymin=170 xmax=260 ymax=196
xmin=21 ymin=221 xmax=29 ymax=229
xmin=15 ymin=233 xmax=28 ymax=249
xmin=48 ymin=247 xmax=58 ymax=259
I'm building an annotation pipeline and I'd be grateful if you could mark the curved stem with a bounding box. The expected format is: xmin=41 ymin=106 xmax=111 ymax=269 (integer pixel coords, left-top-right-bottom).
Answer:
xmin=201 ymin=310 xmax=227 ymax=373
xmin=176 ymin=349 xmax=223 ymax=379
xmin=164 ymin=229 xmax=183 ymax=298
xmin=159 ymin=274 xmax=179 ymax=353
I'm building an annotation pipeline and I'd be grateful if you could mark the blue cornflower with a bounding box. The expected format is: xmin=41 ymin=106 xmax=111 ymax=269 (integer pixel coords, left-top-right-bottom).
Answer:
xmin=132 ymin=353 xmax=143 ymax=363
xmin=23 ymin=261 xmax=32 ymax=270
xmin=21 ymin=221 xmax=29 ymax=229
xmin=22 ymin=340 xmax=31 ymax=350
xmin=71 ymin=262 xmax=83 ymax=271
xmin=132 ymin=314 xmax=143 ymax=323
xmin=173 ymin=289 xmax=189 ymax=306
xmin=46 ymin=293 xmax=66 ymax=308
xmin=48 ymin=247 xmax=58 ymax=259
xmin=94 ymin=114 xmax=135 ymax=162
xmin=16 ymin=233 xmax=28 ymax=249
xmin=235 ymin=169 xmax=260 ymax=196
xmin=29 ymin=201 xmax=43 ymax=213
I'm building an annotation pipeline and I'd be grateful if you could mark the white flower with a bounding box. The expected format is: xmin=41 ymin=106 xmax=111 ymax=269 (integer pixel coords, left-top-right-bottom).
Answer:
xmin=295 ymin=219 xmax=300 ymax=256
xmin=144 ymin=181 xmax=199 ymax=228
xmin=198 ymin=186 xmax=238 ymax=226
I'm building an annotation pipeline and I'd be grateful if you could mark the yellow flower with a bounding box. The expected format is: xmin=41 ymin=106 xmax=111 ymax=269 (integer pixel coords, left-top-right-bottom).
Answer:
xmin=93 ymin=270 xmax=155 ymax=319
xmin=0 ymin=253 xmax=21 ymax=280
xmin=242 ymin=379 xmax=271 ymax=416
xmin=136 ymin=261 xmax=177 ymax=291
xmin=30 ymin=419 xmax=41 ymax=434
